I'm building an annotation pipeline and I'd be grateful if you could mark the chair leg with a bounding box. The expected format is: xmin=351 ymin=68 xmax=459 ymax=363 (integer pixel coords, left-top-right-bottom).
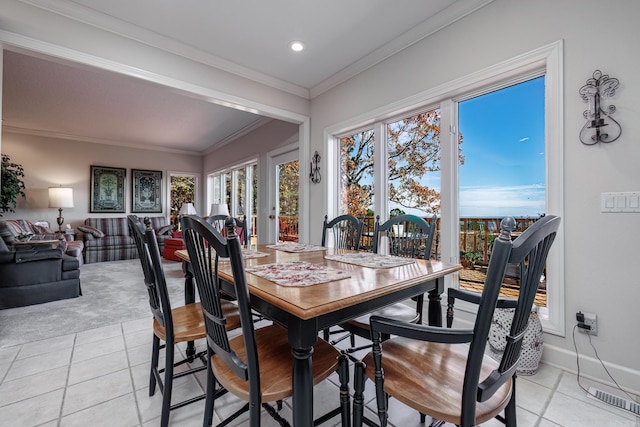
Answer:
xmin=160 ymin=341 xmax=175 ymax=427
xmin=338 ymin=353 xmax=351 ymax=427
xmin=203 ymin=348 xmax=215 ymax=427
xmin=149 ymin=334 xmax=160 ymax=395
xmin=373 ymin=361 xmax=388 ymax=427
xmin=504 ymin=375 xmax=517 ymax=426
xmin=353 ymin=361 xmax=366 ymax=427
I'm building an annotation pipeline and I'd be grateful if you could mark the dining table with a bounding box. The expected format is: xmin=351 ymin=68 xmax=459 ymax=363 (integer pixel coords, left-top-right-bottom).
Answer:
xmin=175 ymin=243 xmax=462 ymax=427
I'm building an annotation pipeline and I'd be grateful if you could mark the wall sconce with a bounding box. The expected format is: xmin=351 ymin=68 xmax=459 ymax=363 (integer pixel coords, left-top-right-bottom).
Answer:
xmin=579 ymin=69 xmax=622 ymax=145
xmin=309 ymin=151 xmax=321 ymax=183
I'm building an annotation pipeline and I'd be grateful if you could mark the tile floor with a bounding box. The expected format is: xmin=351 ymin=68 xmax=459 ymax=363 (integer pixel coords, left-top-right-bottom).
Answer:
xmin=0 ymin=318 xmax=638 ymax=427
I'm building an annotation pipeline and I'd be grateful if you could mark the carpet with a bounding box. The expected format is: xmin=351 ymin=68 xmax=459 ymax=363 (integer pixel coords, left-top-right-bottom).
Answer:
xmin=0 ymin=258 xmax=187 ymax=348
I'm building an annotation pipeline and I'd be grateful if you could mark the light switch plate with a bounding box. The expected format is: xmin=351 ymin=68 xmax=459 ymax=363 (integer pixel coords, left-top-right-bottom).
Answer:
xmin=601 ymin=192 xmax=640 ymax=212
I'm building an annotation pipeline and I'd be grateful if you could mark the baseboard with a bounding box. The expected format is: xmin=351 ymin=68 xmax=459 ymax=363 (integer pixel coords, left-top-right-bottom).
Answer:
xmin=541 ymin=343 xmax=640 ymax=396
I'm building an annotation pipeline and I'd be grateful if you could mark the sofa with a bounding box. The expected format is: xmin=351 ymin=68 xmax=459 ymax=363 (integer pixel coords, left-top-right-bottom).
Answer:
xmin=0 ymin=219 xmax=84 ymax=264
xmin=81 ymin=217 xmax=173 ymax=264
xmin=0 ymin=222 xmax=81 ymax=309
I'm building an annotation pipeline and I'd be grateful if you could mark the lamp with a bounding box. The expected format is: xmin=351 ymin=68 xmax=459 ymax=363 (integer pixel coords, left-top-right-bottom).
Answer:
xmin=48 ymin=187 xmax=74 ymax=232
xmin=579 ymin=69 xmax=622 ymax=145
xmin=209 ymin=203 xmax=230 ymax=217
xmin=309 ymin=150 xmax=321 ymax=183
xmin=179 ymin=202 xmax=197 ymax=215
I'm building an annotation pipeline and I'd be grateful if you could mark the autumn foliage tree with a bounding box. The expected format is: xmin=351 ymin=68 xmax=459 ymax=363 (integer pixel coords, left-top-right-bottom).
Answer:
xmin=340 ymin=109 xmax=463 ymax=217
xmin=278 ymin=161 xmax=299 ymax=216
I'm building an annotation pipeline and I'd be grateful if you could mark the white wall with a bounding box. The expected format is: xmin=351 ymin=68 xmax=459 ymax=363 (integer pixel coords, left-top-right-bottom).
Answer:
xmin=309 ymin=0 xmax=640 ymax=391
xmin=0 ymin=132 xmax=201 ymax=227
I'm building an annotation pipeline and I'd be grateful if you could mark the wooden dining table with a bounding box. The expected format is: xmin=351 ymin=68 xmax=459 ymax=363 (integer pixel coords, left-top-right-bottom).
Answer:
xmin=175 ymin=244 xmax=461 ymax=427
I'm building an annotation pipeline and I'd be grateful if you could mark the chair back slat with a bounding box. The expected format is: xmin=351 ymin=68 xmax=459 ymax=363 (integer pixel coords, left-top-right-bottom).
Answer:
xmin=127 ymin=215 xmax=168 ymax=329
xmin=181 ymin=215 xmax=259 ymax=389
xmin=321 ymin=214 xmax=364 ymax=250
xmin=373 ymin=214 xmax=436 ymax=260
xmin=470 ymin=216 xmax=560 ymax=417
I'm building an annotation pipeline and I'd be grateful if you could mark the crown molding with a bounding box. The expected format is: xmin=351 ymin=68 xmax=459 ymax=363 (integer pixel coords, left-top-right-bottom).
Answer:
xmin=309 ymin=0 xmax=495 ymax=98
xmin=3 ymin=125 xmax=202 ymax=156
xmin=202 ymin=117 xmax=273 ymax=156
xmin=19 ymin=0 xmax=494 ymax=101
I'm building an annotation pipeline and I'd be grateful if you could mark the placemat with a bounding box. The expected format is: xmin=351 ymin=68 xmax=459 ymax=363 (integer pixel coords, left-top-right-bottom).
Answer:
xmin=219 ymin=249 xmax=270 ymax=261
xmin=245 ymin=261 xmax=350 ymax=286
xmin=324 ymin=252 xmax=415 ymax=268
xmin=266 ymin=242 xmax=327 ymax=253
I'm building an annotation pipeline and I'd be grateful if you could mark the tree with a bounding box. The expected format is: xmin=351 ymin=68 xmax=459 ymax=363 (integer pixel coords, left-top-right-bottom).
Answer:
xmin=278 ymin=161 xmax=299 ymax=215
xmin=340 ymin=109 xmax=464 ymax=216
xmin=170 ymin=176 xmax=195 ymax=225
xmin=1 ymin=154 xmax=26 ymax=216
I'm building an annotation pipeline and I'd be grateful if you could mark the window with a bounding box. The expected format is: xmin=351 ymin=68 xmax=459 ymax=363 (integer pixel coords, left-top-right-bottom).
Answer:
xmin=208 ymin=160 xmax=257 ymax=243
xmin=329 ymin=42 xmax=564 ymax=335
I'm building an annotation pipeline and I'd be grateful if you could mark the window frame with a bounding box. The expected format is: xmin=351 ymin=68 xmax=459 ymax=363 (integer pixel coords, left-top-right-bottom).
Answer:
xmin=325 ymin=40 xmax=564 ymax=336
xmin=207 ymin=158 xmax=258 ymax=237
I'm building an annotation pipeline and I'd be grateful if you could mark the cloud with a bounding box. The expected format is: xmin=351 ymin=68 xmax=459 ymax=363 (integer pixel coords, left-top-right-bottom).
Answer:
xmin=519 ymin=137 xmax=530 ymax=142
xmin=459 ymin=184 xmax=545 ymax=217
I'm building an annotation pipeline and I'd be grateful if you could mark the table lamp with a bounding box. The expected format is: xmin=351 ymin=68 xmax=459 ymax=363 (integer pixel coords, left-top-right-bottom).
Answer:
xmin=209 ymin=203 xmax=230 ymax=217
xmin=49 ymin=187 xmax=74 ymax=232
xmin=179 ymin=202 xmax=197 ymax=215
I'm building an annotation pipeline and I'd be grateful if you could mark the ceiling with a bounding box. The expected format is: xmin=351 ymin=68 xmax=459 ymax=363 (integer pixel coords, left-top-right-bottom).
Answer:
xmin=2 ymin=0 xmax=484 ymax=154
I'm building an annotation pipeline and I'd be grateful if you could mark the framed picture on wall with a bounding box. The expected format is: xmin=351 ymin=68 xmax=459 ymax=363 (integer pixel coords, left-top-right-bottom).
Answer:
xmin=90 ymin=165 xmax=126 ymax=213
xmin=132 ymin=169 xmax=163 ymax=213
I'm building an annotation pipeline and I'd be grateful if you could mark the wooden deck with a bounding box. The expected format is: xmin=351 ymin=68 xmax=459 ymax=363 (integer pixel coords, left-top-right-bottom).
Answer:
xmin=459 ymin=268 xmax=547 ymax=307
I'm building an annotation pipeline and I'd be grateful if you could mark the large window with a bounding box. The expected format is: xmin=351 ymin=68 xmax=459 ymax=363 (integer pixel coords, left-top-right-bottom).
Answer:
xmin=329 ymin=42 xmax=564 ymax=335
xmin=208 ymin=161 xmax=257 ymax=243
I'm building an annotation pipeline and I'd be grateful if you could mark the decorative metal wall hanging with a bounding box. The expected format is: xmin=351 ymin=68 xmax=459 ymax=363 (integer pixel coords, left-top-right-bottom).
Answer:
xmin=309 ymin=150 xmax=321 ymax=183
xmin=579 ymin=69 xmax=622 ymax=145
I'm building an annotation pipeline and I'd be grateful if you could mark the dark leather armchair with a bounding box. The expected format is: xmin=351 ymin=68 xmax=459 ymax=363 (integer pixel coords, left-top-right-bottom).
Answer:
xmin=0 ymin=221 xmax=81 ymax=309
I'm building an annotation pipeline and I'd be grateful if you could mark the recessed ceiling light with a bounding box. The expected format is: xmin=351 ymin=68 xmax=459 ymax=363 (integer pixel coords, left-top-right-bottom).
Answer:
xmin=289 ymin=41 xmax=304 ymax=52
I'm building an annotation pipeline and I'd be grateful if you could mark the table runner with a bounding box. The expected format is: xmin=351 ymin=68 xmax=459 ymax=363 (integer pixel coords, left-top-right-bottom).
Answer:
xmin=246 ymin=261 xmax=350 ymax=286
xmin=324 ymin=252 xmax=415 ymax=268
xmin=266 ymin=242 xmax=327 ymax=253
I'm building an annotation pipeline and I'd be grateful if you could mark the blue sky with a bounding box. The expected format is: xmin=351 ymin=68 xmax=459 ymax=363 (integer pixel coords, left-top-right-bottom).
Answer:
xmin=457 ymin=76 xmax=546 ymax=217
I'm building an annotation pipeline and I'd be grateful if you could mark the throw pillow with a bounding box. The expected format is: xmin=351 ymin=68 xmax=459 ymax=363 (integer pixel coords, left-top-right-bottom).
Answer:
xmin=32 ymin=224 xmax=51 ymax=234
xmin=77 ymin=225 xmax=105 ymax=238
xmin=156 ymin=225 xmax=174 ymax=235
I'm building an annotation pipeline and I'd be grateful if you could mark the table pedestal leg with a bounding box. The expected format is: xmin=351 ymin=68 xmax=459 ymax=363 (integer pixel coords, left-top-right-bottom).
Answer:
xmin=292 ymin=346 xmax=314 ymax=427
xmin=428 ymin=278 xmax=443 ymax=327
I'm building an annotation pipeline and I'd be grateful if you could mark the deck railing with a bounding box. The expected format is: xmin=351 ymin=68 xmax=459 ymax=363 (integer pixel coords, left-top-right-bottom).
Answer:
xmin=278 ymin=215 xmax=541 ymax=262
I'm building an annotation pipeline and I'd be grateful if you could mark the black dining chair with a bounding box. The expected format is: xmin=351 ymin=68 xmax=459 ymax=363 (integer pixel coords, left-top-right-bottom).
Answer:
xmin=352 ymin=215 xmax=561 ymax=427
xmin=180 ymin=215 xmax=350 ymax=426
xmin=207 ymin=214 xmax=248 ymax=246
xmin=321 ymin=214 xmax=364 ymax=250
xmin=338 ymin=214 xmax=437 ymax=353
xmin=128 ymin=215 xmax=240 ymax=427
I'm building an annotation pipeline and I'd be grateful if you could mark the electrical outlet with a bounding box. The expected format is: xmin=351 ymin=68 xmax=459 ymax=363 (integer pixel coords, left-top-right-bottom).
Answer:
xmin=577 ymin=311 xmax=598 ymax=336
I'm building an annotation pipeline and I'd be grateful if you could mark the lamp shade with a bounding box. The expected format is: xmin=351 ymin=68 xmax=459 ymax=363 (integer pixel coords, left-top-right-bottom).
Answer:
xmin=179 ymin=202 xmax=197 ymax=215
xmin=209 ymin=203 xmax=230 ymax=217
xmin=48 ymin=187 xmax=74 ymax=208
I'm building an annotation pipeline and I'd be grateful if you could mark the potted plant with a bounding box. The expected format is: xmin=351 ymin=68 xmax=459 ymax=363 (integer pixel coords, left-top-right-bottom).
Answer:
xmin=1 ymin=154 xmax=26 ymax=216
xmin=460 ymin=250 xmax=482 ymax=269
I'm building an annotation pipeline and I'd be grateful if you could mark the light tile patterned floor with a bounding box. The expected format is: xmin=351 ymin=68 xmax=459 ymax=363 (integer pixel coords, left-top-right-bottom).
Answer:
xmin=0 ymin=318 xmax=638 ymax=426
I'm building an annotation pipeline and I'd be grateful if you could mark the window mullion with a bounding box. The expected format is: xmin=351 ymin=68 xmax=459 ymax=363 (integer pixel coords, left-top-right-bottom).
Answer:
xmin=373 ymin=121 xmax=387 ymax=224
